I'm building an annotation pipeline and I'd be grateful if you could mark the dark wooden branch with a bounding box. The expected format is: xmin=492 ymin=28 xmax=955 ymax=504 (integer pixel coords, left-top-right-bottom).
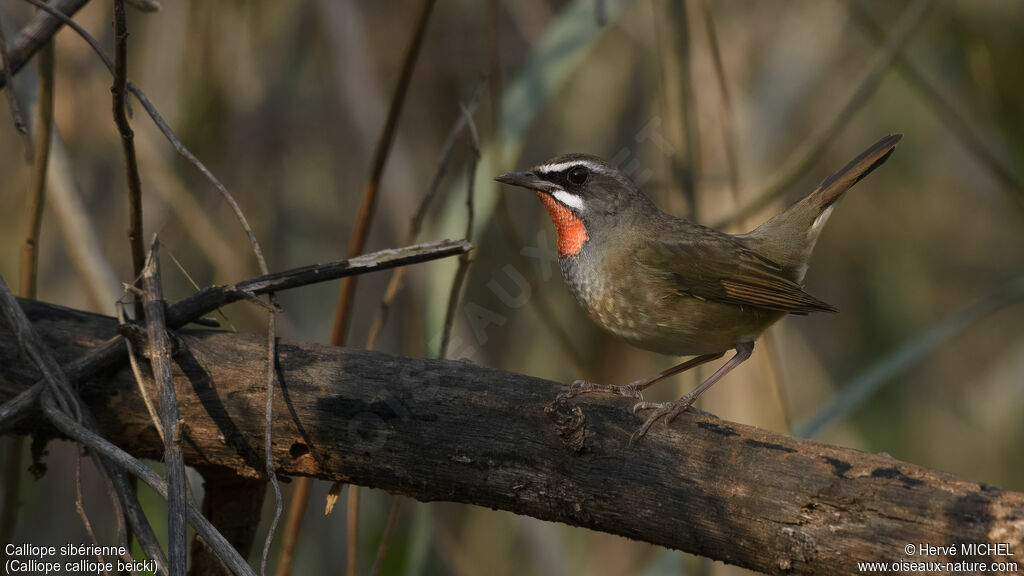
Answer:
xmin=2 ymin=299 xmax=1021 ymax=575
xmin=0 ymin=0 xmax=90 ymax=91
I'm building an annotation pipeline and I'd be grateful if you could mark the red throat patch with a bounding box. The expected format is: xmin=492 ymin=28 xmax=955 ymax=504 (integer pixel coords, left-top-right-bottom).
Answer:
xmin=536 ymin=192 xmax=588 ymax=256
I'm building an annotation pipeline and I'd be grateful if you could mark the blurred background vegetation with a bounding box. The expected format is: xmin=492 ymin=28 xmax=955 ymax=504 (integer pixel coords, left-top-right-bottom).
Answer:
xmin=1 ymin=0 xmax=1022 ymax=574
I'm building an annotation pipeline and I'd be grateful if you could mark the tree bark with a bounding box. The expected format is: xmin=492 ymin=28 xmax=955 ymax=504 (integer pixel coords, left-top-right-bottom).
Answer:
xmin=2 ymin=298 xmax=1022 ymax=575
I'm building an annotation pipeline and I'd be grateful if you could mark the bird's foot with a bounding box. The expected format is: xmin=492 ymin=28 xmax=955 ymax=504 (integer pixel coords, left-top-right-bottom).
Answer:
xmin=629 ymin=395 xmax=698 ymax=444
xmin=557 ymin=379 xmax=645 ymax=402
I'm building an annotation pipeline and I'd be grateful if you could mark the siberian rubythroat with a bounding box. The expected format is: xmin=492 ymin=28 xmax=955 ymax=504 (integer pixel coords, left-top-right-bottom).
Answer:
xmin=496 ymin=134 xmax=901 ymax=441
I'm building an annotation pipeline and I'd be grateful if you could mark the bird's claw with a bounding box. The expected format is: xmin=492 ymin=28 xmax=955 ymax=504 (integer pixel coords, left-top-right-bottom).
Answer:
xmin=628 ymin=399 xmax=695 ymax=444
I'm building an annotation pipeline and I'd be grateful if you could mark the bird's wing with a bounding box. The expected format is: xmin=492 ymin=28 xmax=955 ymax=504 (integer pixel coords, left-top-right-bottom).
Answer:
xmin=634 ymin=230 xmax=838 ymax=315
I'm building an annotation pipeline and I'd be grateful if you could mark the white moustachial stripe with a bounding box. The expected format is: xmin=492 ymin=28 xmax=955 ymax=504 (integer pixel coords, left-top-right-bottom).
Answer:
xmin=552 ymin=190 xmax=586 ymax=211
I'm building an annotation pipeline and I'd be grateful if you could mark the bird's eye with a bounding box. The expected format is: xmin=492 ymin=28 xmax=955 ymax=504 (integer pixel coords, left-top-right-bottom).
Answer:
xmin=566 ymin=166 xmax=589 ymax=186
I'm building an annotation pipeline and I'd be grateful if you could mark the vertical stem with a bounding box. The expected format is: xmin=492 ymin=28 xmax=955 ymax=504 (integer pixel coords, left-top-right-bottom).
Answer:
xmin=19 ymin=40 xmax=54 ymax=299
xmin=329 ymin=0 xmax=438 ymax=347
xmin=345 ymin=488 xmax=360 ymax=576
xmin=111 ymin=0 xmax=146 ymax=320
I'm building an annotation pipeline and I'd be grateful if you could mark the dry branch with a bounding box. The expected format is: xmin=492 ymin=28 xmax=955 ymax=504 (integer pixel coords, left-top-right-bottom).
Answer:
xmin=112 ymin=0 xmax=147 ymax=320
xmin=2 ymin=298 xmax=1021 ymax=576
xmin=0 ymin=0 xmax=89 ymax=91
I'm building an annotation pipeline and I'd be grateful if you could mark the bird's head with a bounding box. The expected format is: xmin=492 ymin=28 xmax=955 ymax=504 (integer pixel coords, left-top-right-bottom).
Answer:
xmin=495 ymin=154 xmax=644 ymax=257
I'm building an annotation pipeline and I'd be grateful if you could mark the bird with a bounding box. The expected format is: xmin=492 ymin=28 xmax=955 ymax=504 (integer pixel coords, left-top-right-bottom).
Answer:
xmin=495 ymin=134 xmax=902 ymax=442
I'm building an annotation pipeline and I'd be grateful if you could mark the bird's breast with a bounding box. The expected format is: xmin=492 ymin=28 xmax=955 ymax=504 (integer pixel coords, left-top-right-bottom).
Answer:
xmin=559 ymin=254 xmax=645 ymax=342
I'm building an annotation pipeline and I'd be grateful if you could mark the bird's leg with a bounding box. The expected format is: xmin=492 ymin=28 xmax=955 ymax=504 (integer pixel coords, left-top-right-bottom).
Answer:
xmin=631 ymin=342 xmax=754 ymax=443
xmin=560 ymin=352 xmax=725 ymax=401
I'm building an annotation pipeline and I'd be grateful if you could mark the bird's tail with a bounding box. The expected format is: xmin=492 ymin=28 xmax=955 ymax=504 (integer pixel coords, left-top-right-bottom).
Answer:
xmin=741 ymin=134 xmax=902 ymax=281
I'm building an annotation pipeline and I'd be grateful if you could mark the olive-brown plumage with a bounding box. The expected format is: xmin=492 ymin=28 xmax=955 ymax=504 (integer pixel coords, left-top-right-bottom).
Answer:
xmin=496 ymin=134 xmax=902 ymax=441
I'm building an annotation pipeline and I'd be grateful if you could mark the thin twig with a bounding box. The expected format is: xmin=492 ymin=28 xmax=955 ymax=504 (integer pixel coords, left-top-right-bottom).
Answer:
xmin=274 ymin=473 xmax=311 ymax=576
xmin=140 ymin=239 xmax=187 ymax=576
xmin=261 ymin=301 xmax=283 ymax=576
xmin=714 ymin=0 xmax=934 ymax=229
xmin=74 ymin=451 xmax=111 ymax=576
xmin=166 ymin=247 xmax=235 ymax=330
xmin=118 ymin=301 xmax=164 ymax=442
xmin=112 ymin=0 xmax=146 ymax=319
xmin=846 ymin=0 xmax=1024 ymax=212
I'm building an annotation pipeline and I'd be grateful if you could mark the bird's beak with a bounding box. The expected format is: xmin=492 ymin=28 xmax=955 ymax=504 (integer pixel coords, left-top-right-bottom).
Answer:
xmin=495 ymin=171 xmax=560 ymax=193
